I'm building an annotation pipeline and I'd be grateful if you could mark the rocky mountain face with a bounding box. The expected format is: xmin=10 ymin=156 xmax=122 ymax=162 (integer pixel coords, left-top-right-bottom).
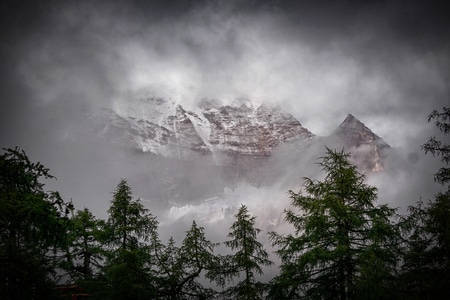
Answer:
xmin=90 ymin=98 xmax=389 ymax=174
xmin=199 ymin=100 xmax=315 ymax=167
xmin=328 ymin=114 xmax=390 ymax=173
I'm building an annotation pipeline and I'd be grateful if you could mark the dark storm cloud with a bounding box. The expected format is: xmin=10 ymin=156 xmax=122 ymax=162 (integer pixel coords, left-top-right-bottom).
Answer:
xmin=1 ymin=0 xmax=449 ymax=241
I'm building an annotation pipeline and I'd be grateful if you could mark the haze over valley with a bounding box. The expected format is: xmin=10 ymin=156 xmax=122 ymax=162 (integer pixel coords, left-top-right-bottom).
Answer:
xmin=1 ymin=0 xmax=448 ymax=248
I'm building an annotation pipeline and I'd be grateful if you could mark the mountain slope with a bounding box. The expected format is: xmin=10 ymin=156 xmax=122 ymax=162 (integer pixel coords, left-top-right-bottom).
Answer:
xmin=89 ymin=99 xmax=390 ymax=174
xmin=328 ymin=114 xmax=390 ymax=173
xmin=90 ymin=98 xmax=315 ymax=168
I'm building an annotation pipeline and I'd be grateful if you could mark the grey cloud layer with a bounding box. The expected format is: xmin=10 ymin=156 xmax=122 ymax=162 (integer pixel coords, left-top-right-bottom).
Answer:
xmin=1 ymin=0 xmax=448 ymax=226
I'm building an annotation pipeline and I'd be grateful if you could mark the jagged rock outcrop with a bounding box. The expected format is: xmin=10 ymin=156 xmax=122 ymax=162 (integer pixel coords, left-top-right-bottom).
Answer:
xmin=199 ymin=100 xmax=314 ymax=167
xmin=201 ymin=101 xmax=313 ymax=155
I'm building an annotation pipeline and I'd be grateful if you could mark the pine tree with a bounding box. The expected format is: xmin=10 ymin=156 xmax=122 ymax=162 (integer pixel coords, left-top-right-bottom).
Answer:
xmin=223 ymin=204 xmax=273 ymax=299
xmin=63 ymin=207 xmax=105 ymax=293
xmin=270 ymin=148 xmax=401 ymax=300
xmin=422 ymin=107 xmax=449 ymax=186
xmin=0 ymin=147 xmax=73 ymax=299
xmin=400 ymin=107 xmax=450 ymax=299
xmin=156 ymin=221 xmax=219 ymax=299
xmin=103 ymin=179 xmax=159 ymax=299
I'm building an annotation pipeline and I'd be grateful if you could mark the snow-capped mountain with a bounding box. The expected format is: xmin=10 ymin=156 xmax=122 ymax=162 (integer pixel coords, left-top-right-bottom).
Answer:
xmin=89 ymin=98 xmax=389 ymax=174
xmin=90 ymin=98 xmax=315 ymax=168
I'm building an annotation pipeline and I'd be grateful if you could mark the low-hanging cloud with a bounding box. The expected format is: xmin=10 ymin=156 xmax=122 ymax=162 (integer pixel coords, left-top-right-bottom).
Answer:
xmin=1 ymin=1 xmax=449 ymax=266
xmin=9 ymin=1 xmax=448 ymax=141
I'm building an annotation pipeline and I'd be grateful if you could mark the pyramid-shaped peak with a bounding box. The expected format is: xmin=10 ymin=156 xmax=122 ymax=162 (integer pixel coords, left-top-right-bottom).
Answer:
xmin=345 ymin=113 xmax=357 ymax=121
xmin=332 ymin=113 xmax=383 ymax=143
xmin=332 ymin=113 xmax=390 ymax=148
xmin=342 ymin=114 xmax=362 ymax=124
xmin=338 ymin=113 xmax=367 ymax=129
xmin=329 ymin=113 xmax=391 ymax=173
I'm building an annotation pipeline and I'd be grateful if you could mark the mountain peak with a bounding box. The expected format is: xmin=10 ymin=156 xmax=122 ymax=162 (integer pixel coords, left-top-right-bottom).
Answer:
xmin=333 ymin=113 xmax=388 ymax=147
xmin=91 ymin=99 xmax=314 ymax=167
xmin=330 ymin=113 xmax=390 ymax=173
xmin=345 ymin=113 xmax=356 ymax=120
xmin=91 ymin=101 xmax=391 ymax=174
xmin=338 ymin=113 xmax=366 ymax=130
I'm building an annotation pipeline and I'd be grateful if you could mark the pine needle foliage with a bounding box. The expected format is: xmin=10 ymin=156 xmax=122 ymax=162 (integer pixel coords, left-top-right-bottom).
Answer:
xmin=270 ymin=148 xmax=401 ymax=300
xmin=224 ymin=204 xmax=273 ymax=300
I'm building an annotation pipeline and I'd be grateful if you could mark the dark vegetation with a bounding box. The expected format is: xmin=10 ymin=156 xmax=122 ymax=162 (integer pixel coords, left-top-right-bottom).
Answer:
xmin=1 ymin=107 xmax=449 ymax=299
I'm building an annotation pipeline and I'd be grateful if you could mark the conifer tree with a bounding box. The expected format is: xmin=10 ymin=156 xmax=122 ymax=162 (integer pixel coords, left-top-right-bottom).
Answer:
xmin=63 ymin=207 xmax=105 ymax=292
xmin=0 ymin=147 xmax=73 ymax=299
xmin=270 ymin=148 xmax=401 ymax=300
xmin=223 ymin=204 xmax=273 ymax=299
xmin=103 ymin=179 xmax=159 ymax=299
xmin=401 ymin=107 xmax=450 ymax=299
xmin=156 ymin=221 xmax=219 ymax=299
xmin=422 ymin=107 xmax=450 ymax=186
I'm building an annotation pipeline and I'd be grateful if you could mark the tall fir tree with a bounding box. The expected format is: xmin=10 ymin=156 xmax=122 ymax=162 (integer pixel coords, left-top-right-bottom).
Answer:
xmin=400 ymin=107 xmax=450 ymax=299
xmin=63 ymin=207 xmax=106 ymax=295
xmin=270 ymin=148 xmax=401 ymax=300
xmin=155 ymin=221 xmax=219 ymax=299
xmin=102 ymin=179 xmax=160 ymax=299
xmin=223 ymin=204 xmax=273 ymax=300
xmin=0 ymin=147 xmax=73 ymax=299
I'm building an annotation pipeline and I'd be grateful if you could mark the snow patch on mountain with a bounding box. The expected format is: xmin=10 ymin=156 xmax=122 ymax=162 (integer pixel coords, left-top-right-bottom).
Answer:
xmin=90 ymin=98 xmax=390 ymax=174
xmin=184 ymin=110 xmax=213 ymax=151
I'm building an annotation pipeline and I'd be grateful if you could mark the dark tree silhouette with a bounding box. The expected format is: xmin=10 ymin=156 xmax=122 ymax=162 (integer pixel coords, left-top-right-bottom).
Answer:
xmin=270 ymin=148 xmax=401 ymax=300
xmin=401 ymin=107 xmax=450 ymax=299
xmin=0 ymin=147 xmax=73 ymax=299
xmin=223 ymin=204 xmax=273 ymax=299
xmin=102 ymin=179 xmax=159 ymax=299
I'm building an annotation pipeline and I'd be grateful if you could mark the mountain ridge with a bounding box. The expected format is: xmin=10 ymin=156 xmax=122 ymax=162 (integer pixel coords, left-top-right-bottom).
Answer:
xmin=90 ymin=98 xmax=390 ymax=173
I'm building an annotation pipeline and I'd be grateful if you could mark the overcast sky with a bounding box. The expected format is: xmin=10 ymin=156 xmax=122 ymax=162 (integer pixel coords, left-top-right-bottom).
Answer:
xmin=1 ymin=0 xmax=449 ymax=242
